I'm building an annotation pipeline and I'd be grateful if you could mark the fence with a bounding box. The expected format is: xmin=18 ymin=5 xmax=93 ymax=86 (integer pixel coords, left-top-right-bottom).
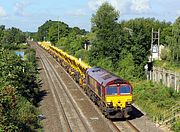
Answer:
xmin=148 ymin=67 xmax=180 ymax=92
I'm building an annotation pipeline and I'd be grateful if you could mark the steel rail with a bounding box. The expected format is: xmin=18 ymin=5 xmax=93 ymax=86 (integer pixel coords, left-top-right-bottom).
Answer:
xmin=38 ymin=51 xmax=72 ymax=132
xmin=109 ymin=120 xmax=121 ymax=132
xmin=36 ymin=43 xmax=92 ymax=131
xmin=126 ymin=120 xmax=140 ymax=132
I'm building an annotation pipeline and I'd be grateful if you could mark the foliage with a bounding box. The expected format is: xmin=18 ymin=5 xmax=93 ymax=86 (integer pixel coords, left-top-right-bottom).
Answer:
xmin=35 ymin=20 xmax=55 ymax=41
xmin=0 ymin=47 xmax=41 ymax=131
xmin=154 ymin=60 xmax=180 ymax=72
xmin=161 ymin=26 xmax=172 ymax=45
xmin=48 ymin=21 xmax=69 ymax=44
xmin=89 ymin=2 xmax=122 ymax=66
xmin=74 ymin=49 xmax=89 ymax=62
xmin=121 ymin=18 xmax=170 ymax=78
xmin=156 ymin=17 xmax=180 ymax=72
xmin=0 ymin=25 xmax=41 ymax=131
xmin=116 ymin=53 xmax=136 ymax=80
xmin=1 ymin=27 xmax=26 ymax=45
xmin=96 ymin=57 xmax=114 ymax=72
xmin=160 ymin=48 xmax=169 ymax=60
xmin=0 ymin=86 xmax=39 ymax=131
xmin=35 ymin=20 xmax=87 ymax=46
xmin=172 ymin=118 xmax=180 ymax=132
xmin=133 ymin=80 xmax=180 ymax=119
xmin=57 ymin=34 xmax=87 ymax=55
xmin=165 ymin=17 xmax=180 ymax=62
xmin=88 ymin=3 xmax=171 ymax=79
xmin=0 ymin=25 xmax=5 ymax=45
xmin=0 ymin=25 xmax=26 ymax=51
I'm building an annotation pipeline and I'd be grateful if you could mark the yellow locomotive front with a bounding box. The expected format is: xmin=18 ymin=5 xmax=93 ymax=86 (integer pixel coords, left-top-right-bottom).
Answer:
xmin=105 ymin=83 xmax=133 ymax=118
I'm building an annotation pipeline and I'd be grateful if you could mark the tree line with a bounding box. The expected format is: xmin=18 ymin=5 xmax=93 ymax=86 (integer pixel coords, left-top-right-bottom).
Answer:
xmin=0 ymin=26 xmax=42 ymax=131
xmin=0 ymin=26 xmax=26 ymax=49
xmin=33 ymin=3 xmax=179 ymax=80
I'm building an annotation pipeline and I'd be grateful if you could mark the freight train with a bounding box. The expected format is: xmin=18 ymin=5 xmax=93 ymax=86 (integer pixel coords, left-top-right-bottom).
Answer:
xmin=38 ymin=42 xmax=133 ymax=118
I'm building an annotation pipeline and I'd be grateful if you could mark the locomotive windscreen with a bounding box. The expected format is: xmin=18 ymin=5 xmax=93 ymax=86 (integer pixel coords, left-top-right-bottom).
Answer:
xmin=120 ymin=85 xmax=131 ymax=94
xmin=106 ymin=86 xmax=118 ymax=95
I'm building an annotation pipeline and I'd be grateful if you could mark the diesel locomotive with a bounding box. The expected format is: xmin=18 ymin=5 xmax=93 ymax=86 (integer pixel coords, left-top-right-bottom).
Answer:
xmin=38 ymin=41 xmax=133 ymax=118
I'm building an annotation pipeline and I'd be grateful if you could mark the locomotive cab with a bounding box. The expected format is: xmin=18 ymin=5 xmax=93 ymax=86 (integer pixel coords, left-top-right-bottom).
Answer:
xmin=105 ymin=84 xmax=133 ymax=118
xmin=86 ymin=66 xmax=133 ymax=119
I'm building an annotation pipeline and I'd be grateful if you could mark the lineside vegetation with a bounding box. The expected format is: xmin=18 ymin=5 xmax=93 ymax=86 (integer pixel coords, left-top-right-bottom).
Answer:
xmin=32 ymin=2 xmax=180 ymax=131
xmin=0 ymin=26 xmax=42 ymax=131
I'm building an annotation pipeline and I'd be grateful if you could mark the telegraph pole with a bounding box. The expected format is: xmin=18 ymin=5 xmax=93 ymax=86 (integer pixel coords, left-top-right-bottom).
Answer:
xmin=158 ymin=29 xmax=160 ymax=59
xmin=151 ymin=28 xmax=160 ymax=60
xmin=149 ymin=28 xmax=160 ymax=80
xmin=58 ymin=17 xmax=60 ymax=42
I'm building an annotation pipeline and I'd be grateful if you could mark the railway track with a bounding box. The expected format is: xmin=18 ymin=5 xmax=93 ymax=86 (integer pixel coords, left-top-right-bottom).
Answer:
xmin=36 ymin=44 xmax=92 ymax=131
xmin=126 ymin=120 xmax=140 ymax=132
xmin=112 ymin=119 xmax=140 ymax=132
xmin=32 ymin=41 xmax=144 ymax=132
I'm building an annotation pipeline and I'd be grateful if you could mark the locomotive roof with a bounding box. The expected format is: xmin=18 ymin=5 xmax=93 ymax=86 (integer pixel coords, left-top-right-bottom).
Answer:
xmin=87 ymin=66 xmax=126 ymax=87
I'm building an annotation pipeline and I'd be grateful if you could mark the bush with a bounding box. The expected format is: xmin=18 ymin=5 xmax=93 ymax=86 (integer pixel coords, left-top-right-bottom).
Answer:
xmin=160 ymin=48 xmax=169 ymax=60
xmin=172 ymin=118 xmax=180 ymax=132
xmin=117 ymin=53 xmax=135 ymax=80
xmin=133 ymin=80 xmax=180 ymax=121
xmin=74 ymin=49 xmax=89 ymax=62
xmin=0 ymin=48 xmax=41 ymax=131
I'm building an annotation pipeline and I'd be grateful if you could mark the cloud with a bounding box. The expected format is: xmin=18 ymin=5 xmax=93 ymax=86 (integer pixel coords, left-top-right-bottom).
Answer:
xmin=14 ymin=0 xmax=31 ymax=17
xmin=67 ymin=9 xmax=86 ymax=17
xmin=88 ymin=0 xmax=105 ymax=10
xmin=0 ymin=6 xmax=7 ymax=17
xmin=131 ymin=0 xmax=150 ymax=13
xmin=88 ymin=0 xmax=151 ymax=14
xmin=175 ymin=10 xmax=180 ymax=19
xmin=177 ymin=10 xmax=180 ymax=15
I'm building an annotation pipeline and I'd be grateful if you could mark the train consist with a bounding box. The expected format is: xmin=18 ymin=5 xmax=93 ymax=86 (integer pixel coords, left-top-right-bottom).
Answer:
xmin=38 ymin=42 xmax=133 ymax=118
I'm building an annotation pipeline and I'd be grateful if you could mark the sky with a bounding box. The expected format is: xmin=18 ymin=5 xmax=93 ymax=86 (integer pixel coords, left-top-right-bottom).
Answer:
xmin=0 ymin=0 xmax=180 ymax=32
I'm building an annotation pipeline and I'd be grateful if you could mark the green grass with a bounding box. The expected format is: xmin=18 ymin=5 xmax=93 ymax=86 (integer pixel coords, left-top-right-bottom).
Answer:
xmin=132 ymin=80 xmax=180 ymax=131
xmin=154 ymin=60 xmax=180 ymax=72
xmin=172 ymin=118 xmax=180 ymax=132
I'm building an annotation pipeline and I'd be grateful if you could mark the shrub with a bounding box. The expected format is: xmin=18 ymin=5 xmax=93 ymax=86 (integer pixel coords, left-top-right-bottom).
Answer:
xmin=160 ymin=48 xmax=169 ymax=60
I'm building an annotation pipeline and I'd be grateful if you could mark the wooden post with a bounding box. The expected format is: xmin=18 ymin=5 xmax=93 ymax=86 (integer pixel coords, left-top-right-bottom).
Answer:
xmin=167 ymin=71 xmax=170 ymax=87
xmin=175 ymin=72 xmax=177 ymax=91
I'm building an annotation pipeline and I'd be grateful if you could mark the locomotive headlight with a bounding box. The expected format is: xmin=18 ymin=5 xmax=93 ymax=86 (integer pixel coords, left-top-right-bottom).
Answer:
xmin=107 ymin=102 xmax=113 ymax=106
xmin=126 ymin=102 xmax=131 ymax=105
xmin=107 ymin=102 xmax=111 ymax=105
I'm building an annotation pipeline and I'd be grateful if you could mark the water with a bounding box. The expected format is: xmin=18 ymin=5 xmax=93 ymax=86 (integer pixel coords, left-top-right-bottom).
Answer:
xmin=15 ymin=51 xmax=25 ymax=57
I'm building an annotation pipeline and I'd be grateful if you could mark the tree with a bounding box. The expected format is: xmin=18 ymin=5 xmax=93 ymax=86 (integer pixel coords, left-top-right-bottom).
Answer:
xmin=1 ymin=27 xmax=26 ymax=48
xmin=69 ymin=27 xmax=87 ymax=35
xmin=165 ymin=17 xmax=180 ymax=62
xmin=171 ymin=17 xmax=180 ymax=62
xmin=36 ymin=20 xmax=55 ymax=41
xmin=89 ymin=2 xmax=123 ymax=66
xmin=0 ymin=49 xmax=40 ymax=131
xmin=121 ymin=18 xmax=170 ymax=77
xmin=117 ymin=53 xmax=135 ymax=80
xmin=36 ymin=20 xmax=70 ymax=44
xmin=48 ymin=22 xmax=69 ymax=44
xmin=0 ymin=25 xmax=5 ymax=45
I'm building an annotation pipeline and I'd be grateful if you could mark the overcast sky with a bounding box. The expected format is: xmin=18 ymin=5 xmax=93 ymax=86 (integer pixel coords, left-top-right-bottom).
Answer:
xmin=0 ymin=0 xmax=180 ymax=32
